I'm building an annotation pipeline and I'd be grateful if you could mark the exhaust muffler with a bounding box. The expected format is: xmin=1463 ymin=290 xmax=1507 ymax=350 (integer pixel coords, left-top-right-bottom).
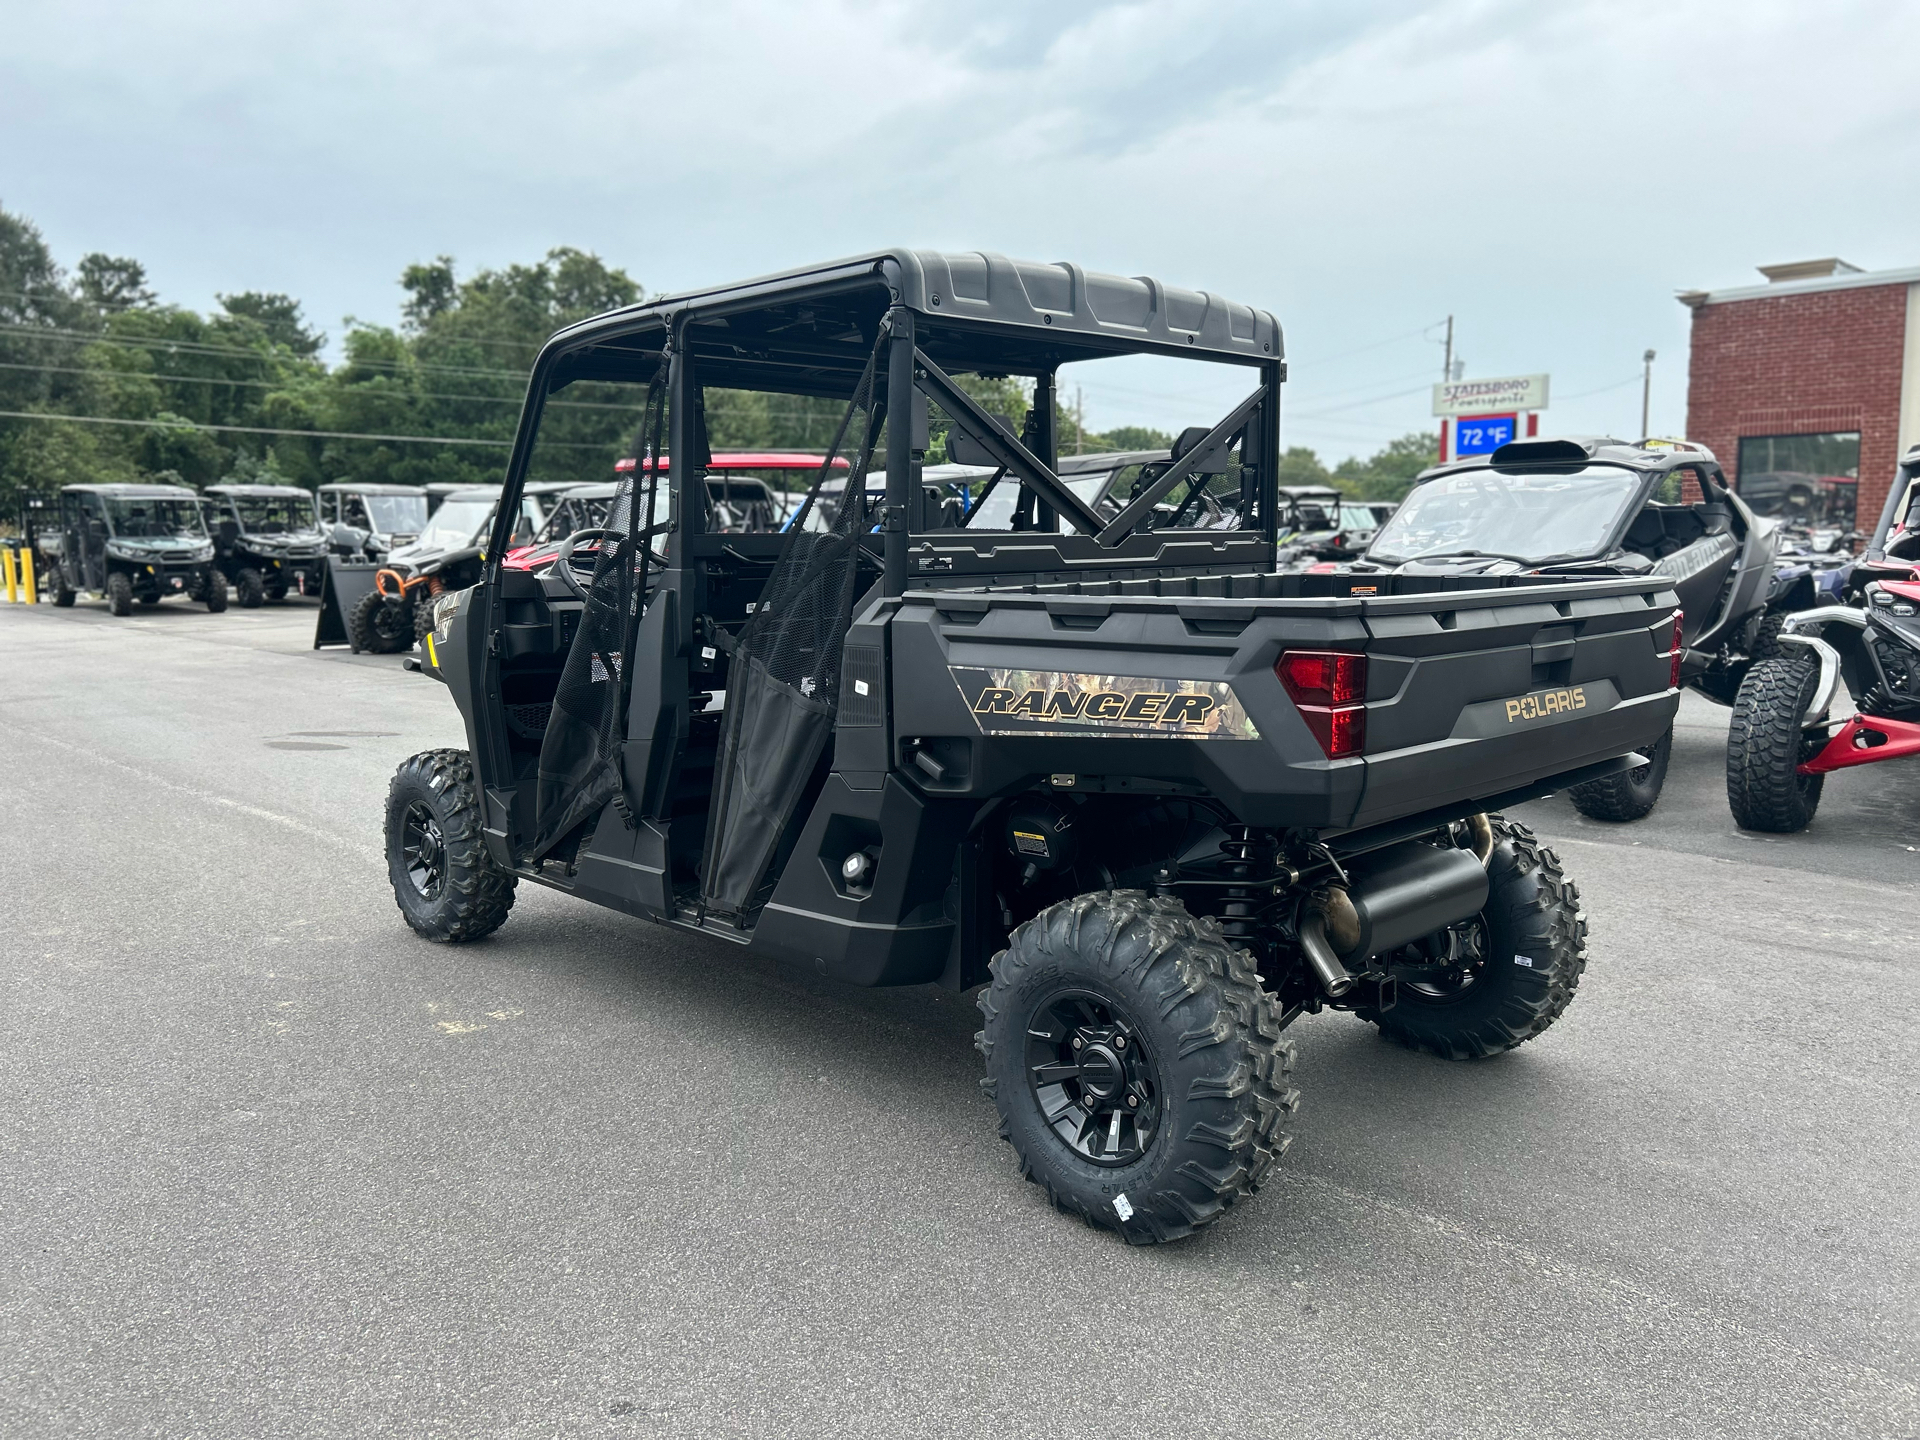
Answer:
xmin=1302 ymin=835 xmax=1492 ymax=997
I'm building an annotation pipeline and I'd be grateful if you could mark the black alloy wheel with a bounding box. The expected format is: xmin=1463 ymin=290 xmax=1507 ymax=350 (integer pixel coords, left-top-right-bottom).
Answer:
xmin=401 ymin=800 xmax=447 ymax=902
xmin=978 ymin=889 xmax=1296 ymax=1243
xmin=1387 ymin=917 xmax=1490 ymax=1003
xmin=1024 ymin=991 xmax=1161 ymax=1167
xmin=383 ymin=748 xmax=516 ymax=942
xmin=1358 ymin=817 xmax=1588 ymax=1060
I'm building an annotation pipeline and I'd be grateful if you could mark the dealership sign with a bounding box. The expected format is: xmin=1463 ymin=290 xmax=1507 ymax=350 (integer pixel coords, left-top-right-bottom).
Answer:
xmin=1432 ymin=374 xmax=1550 ymax=417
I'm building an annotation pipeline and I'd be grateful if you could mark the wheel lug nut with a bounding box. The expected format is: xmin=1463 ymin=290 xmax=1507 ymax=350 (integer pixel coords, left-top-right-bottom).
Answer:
xmin=1071 ymin=1037 xmax=1082 ymax=1049
xmin=1127 ymin=1095 xmax=1139 ymax=1108
xmin=1113 ymin=1034 xmax=1127 ymax=1049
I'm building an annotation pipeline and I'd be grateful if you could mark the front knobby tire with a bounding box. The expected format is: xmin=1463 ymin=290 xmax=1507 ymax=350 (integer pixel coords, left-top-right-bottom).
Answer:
xmin=350 ymin=588 xmax=414 ymax=654
xmin=106 ymin=571 xmax=133 ymax=616
xmin=384 ymin=749 xmax=517 ymax=942
xmin=203 ymin=569 xmax=228 ymax=612
xmin=977 ymin=890 xmax=1297 ymax=1245
xmin=1360 ymin=818 xmax=1588 ymax=1060
xmin=234 ymin=567 xmax=266 ymax=608
xmin=1567 ymin=722 xmax=1672 ymax=822
xmin=48 ymin=569 xmax=75 ymax=606
xmin=1727 ymin=657 xmax=1826 ymax=833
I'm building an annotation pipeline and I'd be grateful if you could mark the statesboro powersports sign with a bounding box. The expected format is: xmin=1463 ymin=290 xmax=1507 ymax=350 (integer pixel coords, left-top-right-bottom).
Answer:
xmin=1432 ymin=374 xmax=1550 ymax=417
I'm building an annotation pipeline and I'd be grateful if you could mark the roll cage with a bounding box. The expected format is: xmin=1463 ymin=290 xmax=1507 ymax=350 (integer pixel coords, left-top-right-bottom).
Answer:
xmin=458 ymin=249 xmax=1285 ymax=888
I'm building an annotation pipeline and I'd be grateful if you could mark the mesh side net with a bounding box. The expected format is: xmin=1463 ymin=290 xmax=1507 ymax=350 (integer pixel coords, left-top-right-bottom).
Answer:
xmin=520 ymin=364 xmax=669 ymax=865
xmin=700 ymin=338 xmax=887 ymax=917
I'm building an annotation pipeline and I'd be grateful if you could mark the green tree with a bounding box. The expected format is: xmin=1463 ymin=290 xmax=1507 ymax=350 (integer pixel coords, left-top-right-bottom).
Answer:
xmin=218 ymin=292 xmax=324 ymax=358
xmin=1332 ymin=432 xmax=1438 ymax=501
xmin=1277 ymin=445 xmax=1332 ymax=489
xmin=74 ymin=254 xmax=156 ymax=311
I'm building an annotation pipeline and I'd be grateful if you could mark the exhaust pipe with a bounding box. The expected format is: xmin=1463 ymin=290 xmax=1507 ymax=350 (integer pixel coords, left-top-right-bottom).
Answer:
xmin=1299 ymin=913 xmax=1356 ymax=998
xmin=1303 ymin=840 xmax=1492 ymax=997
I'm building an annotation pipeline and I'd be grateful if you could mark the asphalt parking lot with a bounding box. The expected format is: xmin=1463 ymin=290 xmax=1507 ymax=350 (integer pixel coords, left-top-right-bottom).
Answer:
xmin=2 ymin=597 xmax=1916 ymax=1439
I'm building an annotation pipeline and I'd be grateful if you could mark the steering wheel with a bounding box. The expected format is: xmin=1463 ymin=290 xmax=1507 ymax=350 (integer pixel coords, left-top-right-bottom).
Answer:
xmin=545 ymin=528 xmax=622 ymax=601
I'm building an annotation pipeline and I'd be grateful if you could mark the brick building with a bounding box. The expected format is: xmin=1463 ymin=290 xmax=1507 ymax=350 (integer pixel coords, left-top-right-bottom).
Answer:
xmin=1679 ymin=258 xmax=1920 ymax=534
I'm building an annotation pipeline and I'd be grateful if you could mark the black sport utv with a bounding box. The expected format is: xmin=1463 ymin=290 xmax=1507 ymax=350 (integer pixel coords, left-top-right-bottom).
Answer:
xmin=202 ymin=483 xmax=330 ymax=605
xmin=1346 ymin=439 xmax=1780 ymax=821
xmin=40 ymin=483 xmax=228 ymax=615
xmin=384 ymin=249 xmax=1678 ymax=1243
xmin=317 ymin=482 xmax=428 ymax=562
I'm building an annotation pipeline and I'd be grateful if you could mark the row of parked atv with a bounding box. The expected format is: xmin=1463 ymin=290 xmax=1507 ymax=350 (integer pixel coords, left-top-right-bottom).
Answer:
xmin=14 ymin=479 xmax=440 ymax=615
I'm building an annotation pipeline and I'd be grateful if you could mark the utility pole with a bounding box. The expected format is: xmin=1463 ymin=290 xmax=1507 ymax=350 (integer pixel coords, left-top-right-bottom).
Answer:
xmin=1441 ymin=315 xmax=1454 ymax=385
xmin=1641 ymin=349 xmax=1656 ymax=438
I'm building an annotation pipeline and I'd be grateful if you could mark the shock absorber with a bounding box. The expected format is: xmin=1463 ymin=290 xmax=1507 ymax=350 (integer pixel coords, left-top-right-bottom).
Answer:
xmin=427 ymin=574 xmax=448 ymax=598
xmin=1217 ymin=824 xmax=1277 ymax=950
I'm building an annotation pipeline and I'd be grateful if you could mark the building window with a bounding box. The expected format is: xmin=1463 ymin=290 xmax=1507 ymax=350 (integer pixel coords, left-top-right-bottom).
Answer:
xmin=1735 ymin=431 xmax=1860 ymax=528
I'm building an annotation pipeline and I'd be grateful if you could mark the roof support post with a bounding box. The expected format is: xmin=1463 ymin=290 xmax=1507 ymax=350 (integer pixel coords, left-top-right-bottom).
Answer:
xmin=1033 ymin=368 xmax=1057 ymax=531
xmin=667 ymin=319 xmax=701 ymax=645
xmin=1259 ymin=358 xmax=1282 ymax=553
xmin=884 ymin=307 xmax=916 ymax=598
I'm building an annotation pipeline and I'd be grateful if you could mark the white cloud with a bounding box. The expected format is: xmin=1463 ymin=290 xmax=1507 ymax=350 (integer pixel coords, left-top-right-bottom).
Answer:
xmin=2 ymin=0 xmax=1915 ymax=457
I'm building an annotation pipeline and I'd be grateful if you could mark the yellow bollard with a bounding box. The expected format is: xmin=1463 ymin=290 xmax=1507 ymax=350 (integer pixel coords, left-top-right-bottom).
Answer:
xmin=22 ymin=548 xmax=36 ymax=605
xmin=2 ymin=547 xmax=16 ymax=603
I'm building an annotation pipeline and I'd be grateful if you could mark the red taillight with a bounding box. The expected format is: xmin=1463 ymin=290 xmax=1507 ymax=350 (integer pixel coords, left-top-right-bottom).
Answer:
xmin=1669 ymin=609 xmax=1684 ymax=688
xmin=1278 ymin=650 xmax=1366 ymax=706
xmin=1278 ymin=650 xmax=1368 ymax=757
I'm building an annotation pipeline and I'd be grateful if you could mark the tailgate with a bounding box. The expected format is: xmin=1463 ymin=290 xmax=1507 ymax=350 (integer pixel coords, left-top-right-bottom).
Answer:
xmin=1345 ymin=579 xmax=1679 ymax=830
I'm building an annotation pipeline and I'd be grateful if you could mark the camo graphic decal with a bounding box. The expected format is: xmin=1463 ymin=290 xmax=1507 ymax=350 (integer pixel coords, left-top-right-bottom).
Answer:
xmin=949 ymin=666 xmax=1259 ymax=739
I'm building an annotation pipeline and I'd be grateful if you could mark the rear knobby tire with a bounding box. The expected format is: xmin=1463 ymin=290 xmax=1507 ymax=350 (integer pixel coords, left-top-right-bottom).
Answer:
xmin=1726 ymin=657 xmax=1826 ymax=833
xmin=1360 ymin=817 xmax=1588 ymax=1060
xmin=106 ymin=571 xmax=133 ymax=616
xmin=48 ymin=567 xmax=75 ymax=606
xmin=350 ymin=588 xmax=414 ymax=653
xmin=203 ymin=569 xmax=228 ymax=612
xmin=977 ymin=890 xmax=1297 ymax=1244
xmin=235 ymin=567 xmax=266 ymax=608
xmin=1567 ymin=722 xmax=1671 ymax=822
xmin=384 ymin=749 xmax=517 ymax=943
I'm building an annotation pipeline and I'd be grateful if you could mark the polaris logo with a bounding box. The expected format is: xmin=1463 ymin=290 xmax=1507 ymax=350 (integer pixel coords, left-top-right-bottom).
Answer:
xmin=1505 ymin=686 xmax=1587 ymax=723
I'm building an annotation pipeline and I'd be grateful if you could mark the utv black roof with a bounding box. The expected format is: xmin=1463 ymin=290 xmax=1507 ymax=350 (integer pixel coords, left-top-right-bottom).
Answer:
xmin=541 ymin=248 xmax=1282 ymax=392
xmin=59 ymin=483 xmax=197 ymax=498
xmin=203 ymin=484 xmax=315 ymax=499
xmin=1418 ymin=436 xmax=1726 ymax=485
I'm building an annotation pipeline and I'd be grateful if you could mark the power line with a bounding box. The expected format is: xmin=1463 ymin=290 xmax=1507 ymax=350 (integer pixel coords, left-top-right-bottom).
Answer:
xmin=0 ymin=284 xmax=636 ymax=353
xmin=0 ymin=358 xmax=629 ymax=412
xmin=0 ymin=408 xmax=527 ymax=449
xmin=0 ymin=321 xmax=536 ymax=382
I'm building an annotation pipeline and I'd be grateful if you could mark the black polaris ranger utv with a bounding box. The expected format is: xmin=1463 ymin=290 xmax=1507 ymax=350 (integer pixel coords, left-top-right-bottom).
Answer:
xmin=384 ymin=249 xmax=1679 ymax=1243
xmin=41 ymin=482 xmax=227 ymax=615
xmin=202 ymin=483 xmax=330 ymax=605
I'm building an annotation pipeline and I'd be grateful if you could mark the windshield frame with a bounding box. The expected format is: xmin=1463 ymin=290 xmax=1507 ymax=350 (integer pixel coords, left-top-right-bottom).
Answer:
xmin=1365 ymin=462 xmax=1653 ymax=566
xmin=103 ymin=495 xmax=209 ymax=539
xmin=415 ymin=495 xmax=499 ymax=550
xmin=228 ymin=494 xmax=321 ymax=535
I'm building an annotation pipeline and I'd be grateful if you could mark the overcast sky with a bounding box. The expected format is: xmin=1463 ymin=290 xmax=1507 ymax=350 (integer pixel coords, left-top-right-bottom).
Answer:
xmin=4 ymin=0 xmax=1916 ymax=460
